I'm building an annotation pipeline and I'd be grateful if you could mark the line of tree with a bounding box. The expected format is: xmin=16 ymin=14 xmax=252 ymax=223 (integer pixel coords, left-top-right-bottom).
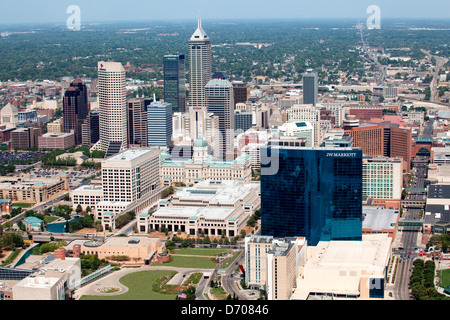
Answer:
xmin=247 ymin=209 xmax=261 ymax=227
xmin=115 ymin=211 xmax=135 ymax=230
xmin=410 ymin=259 xmax=450 ymax=300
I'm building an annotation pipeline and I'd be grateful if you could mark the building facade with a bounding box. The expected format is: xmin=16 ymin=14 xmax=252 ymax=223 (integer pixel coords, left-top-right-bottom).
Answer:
xmin=302 ymin=69 xmax=318 ymax=106
xmin=205 ymin=79 xmax=235 ymax=160
xmin=94 ymin=61 xmax=128 ymax=156
xmin=260 ymin=146 xmax=363 ymax=246
xmin=188 ymin=18 xmax=211 ymax=109
xmin=147 ymin=101 xmax=173 ymax=148
xmin=63 ymin=79 xmax=88 ymax=145
xmin=163 ymin=55 xmax=186 ymax=113
xmin=127 ymin=98 xmax=148 ymax=147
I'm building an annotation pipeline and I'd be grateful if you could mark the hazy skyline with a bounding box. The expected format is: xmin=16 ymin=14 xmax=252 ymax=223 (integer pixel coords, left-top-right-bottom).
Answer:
xmin=0 ymin=0 xmax=449 ymax=25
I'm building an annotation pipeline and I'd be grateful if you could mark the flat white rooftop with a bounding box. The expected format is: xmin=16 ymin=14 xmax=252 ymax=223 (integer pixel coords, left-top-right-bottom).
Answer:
xmin=73 ymin=184 xmax=103 ymax=192
xmin=151 ymin=206 xmax=235 ymax=221
xmin=172 ymin=180 xmax=259 ymax=205
xmin=362 ymin=206 xmax=398 ymax=231
xmin=105 ymin=148 xmax=157 ymax=162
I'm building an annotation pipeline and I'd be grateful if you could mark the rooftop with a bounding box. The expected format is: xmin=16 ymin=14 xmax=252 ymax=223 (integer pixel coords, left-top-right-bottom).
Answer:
xmin=427 ymin=184 xmax=450 ymax=200
xmin=362 ymin=206 xmax=398 ymax=231
xmin=105 ymin=148 xmax=157 ymax=163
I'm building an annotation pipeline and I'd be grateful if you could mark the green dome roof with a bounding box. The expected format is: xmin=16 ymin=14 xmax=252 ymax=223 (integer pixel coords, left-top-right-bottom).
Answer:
xmin=193 ymin=138 xmax=207 ymax=148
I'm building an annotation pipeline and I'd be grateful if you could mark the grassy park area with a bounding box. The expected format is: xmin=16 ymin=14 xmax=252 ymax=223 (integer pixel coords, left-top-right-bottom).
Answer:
xmin=12 ymin=202 xmax=34 ymax=208
xmin=80 ymin=270 xmax=178 ymax=300
xmin=151 ymin=255 xmax=218 ymax=269
xmin=438 ymin=268 xmax=450 ymax=288
xmin=172 ymin=248 xmax=232 ymax=257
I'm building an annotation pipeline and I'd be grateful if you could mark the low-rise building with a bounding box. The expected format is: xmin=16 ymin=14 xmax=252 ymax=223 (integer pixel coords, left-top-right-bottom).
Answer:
xmin=5 ymin=253 xmax=81 ymax=300
xmin=38 ymin=131 xmax=75 ymax=150
xmin=362 ymin=206 xmax=399 ymax=240
xmin=291 ymin=234 xmax=392 ymax=300
xmin=138 ymin=180 xmax=260 ymax=238
xmin=160 ymin=139 xmax=252 ymax=186
xmin=244 ymin=235 xmax=307 ymax=300
xmin=64 ymin=236 xmax=164 ymax=265
xmin=0 ymin=175 xmax=69 ymax=204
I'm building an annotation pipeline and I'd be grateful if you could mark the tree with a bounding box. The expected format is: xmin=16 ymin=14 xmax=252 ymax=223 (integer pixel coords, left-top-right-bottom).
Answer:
xmin=76 ymin=204 xmax=83 ymax=214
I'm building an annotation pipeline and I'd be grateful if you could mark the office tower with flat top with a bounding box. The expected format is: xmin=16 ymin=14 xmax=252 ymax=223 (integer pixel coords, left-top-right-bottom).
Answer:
xmin=164 ymin=55 xmax=186 ymax=113
xmin=93 ymin=61 xmax=127 ymax=157
xmin=205 ymin=79 xmax=235 ymax=160
xmin=302 ymin=69 xmax=318 ymax=106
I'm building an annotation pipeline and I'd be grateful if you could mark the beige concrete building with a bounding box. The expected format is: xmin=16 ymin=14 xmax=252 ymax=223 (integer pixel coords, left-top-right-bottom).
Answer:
xmin=70 ymin=184 xmax=103 ymax=211
xmin=244 ymin=235 xmax=307 ymax=300
xmin=0 ymin=103 xmax=19 ymax=128
xmin=286 ymin=104 xmax=323 ymax=146
xmin=92 ymin=61 xmax=128 ymax=154
xmin=0 ymin=175 xmax=69 ymax=204
xmin=12 ymin=256 xmax=81 ymax=300
xmin=362 ymin=156 xmax=403 ymax=200
xmin=46 ymin=119 xmax=64 ymax=134
xmin=138 ymin=180 xmax=260 ymax=238
xmin=291 ymin=234 xmax=392 ymax=300
xmin=64 ymin=236 xmax=164 ymax=264
xmin=38 ymin=131 xmax=75 ymax=150
xmin=71 ymin=148 xmax=161 ymax=231
xmin=160 ymin=141 xmax=252 ymax=187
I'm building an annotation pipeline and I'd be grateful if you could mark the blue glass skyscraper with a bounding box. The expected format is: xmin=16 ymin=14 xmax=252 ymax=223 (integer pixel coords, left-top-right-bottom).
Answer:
xmin=260 ymin=146 xmax=363 ymax=246
xmin=163 ymin=55 xmax=186 ymax=113
xmin=147 ymin=101 xmax=173 ymax=148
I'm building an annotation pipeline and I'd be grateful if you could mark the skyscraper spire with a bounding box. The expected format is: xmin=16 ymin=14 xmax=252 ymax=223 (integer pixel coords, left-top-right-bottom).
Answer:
xmin=189 ymin=14 xmax=211 ymax=109
xmin=198 ymin=10 xmax=201 ymax=28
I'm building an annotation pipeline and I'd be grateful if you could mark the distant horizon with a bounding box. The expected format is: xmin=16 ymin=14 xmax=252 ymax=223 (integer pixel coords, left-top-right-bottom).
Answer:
xmin=0 ymin=17 xmax=449 ymax=28
xmin=0 ymin=0 xmax=449 ymax=26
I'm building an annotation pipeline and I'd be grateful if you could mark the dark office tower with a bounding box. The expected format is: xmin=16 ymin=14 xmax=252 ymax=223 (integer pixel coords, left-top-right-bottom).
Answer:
xmin=302 ymin=69 xmax=318 ymax=106
xmin=164 ymin=55 xmax=186 ymax=113
xmin=260 ymin=146 xmax=363 ymax=246
xmin=63 ymin=79 xmax=88 ymax=145
xmin=189 ymin=17 xmax=211 ymax=108
xmin=205 ymin=79 xmax=234 ymax=160
xmin=232 ymin=81 xmax=250 ymax=105
xmin=127 ymin=98 xmax=148 ymax=147
xmin=81 ymin=111 xmax=99 ymax=147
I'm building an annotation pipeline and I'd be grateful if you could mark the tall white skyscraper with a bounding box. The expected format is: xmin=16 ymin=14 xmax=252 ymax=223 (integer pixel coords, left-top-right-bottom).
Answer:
xmin=205 ymin=79 xmax=235 ymax=159
xmin=188 ymin=18 xmax=211 ymax=109
xmin=93 ymin=61 xmax=128 ymax=156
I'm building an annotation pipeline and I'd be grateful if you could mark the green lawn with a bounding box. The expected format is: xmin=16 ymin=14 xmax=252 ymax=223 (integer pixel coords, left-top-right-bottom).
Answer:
xmin=172 ymin=248 xmax=232 ymax=257
xmin=1 ymin=249 xmax=22 ymax=267
xmin=80 ymin=270 xmax=178 ymax=300
xmin=151 ymin=255 xmax=218 ymax=269
xmin=210 ymin=286 xmax=228 ymax=300
xmin=44 ymin=216 xmax=59 ymax=224
xmin=12 ymin=202 xmax=34 ymax=208
xmin=439 ymin=268 xmax=450 ymax=288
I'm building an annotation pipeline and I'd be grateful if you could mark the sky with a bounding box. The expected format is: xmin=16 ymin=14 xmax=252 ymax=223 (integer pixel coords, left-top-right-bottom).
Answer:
xmin=0 ymin=0 xmax=449 ymax=25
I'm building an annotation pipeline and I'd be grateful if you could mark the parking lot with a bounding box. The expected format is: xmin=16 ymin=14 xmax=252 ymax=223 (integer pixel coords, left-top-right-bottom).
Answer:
xmin=0 ymin=150 xmax=44 ymax=164
xmin=20 ymin=168 xmax=100 ymax=185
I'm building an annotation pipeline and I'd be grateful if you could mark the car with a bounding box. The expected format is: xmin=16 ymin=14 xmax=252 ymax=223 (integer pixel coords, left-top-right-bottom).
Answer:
xmin=408 ymin=251 xmax=412 ymax=254
xmin=398 ymin=247 xmax=404 ymax=250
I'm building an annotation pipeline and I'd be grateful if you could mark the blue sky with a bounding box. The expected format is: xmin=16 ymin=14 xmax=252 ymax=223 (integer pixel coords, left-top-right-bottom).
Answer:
xmin=0 ymin=0 xmax=449 ymax=25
